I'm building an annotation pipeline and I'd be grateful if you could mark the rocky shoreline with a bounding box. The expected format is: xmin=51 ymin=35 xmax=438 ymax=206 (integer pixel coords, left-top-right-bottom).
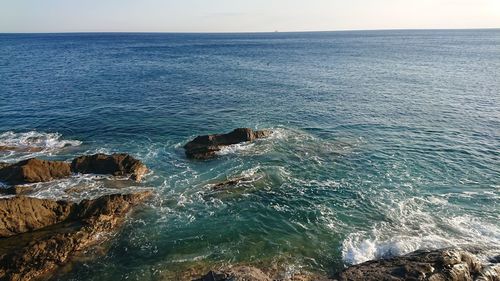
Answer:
xmin=0 ymin=153 xmax=148 ymax=186
xmin=193 ymin=248 xmax=500 ymax=281
xmin=1 ymin=129 xmax=499 ymax=281
xmin=0 ymin=153 xmax=152 ymax=281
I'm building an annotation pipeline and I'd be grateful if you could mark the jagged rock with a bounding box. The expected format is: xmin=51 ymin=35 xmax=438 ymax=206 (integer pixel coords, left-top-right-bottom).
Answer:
xmin=71 ymin=153 xmax=148 ymax=181
xmin=0 ymin=185 xmax=34 ymax=195
xmin=0 ymin=196 xmax=73 ymax=238
xmin=0 ymin=158 xmax=71 ymax=185
xmin=0 ymin=191 xmax=152 ymax=281
xmin=336 ymin=248 xmax=499 ymax=281
xmin=184 ymin=128 xmax=272 ymax=159
xmin=194 ymin=266 xmax=272 ymax=281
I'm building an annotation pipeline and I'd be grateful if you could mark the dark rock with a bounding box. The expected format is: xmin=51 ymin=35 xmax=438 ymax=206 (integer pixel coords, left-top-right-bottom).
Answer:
xmin=212 ymin=176 xmax=247 ymax=191
xmin=0 ymin=158 xmax=71 ymax=185
xmin=184 ymin=128 xmax=272 ymax=159
xmin=490 ymin=255 xmax=500 ymax=264
xmin=194 ymin=266 xmax=271 ymax=281
xmin=0 ymin=191 xmax=152 ymax=281
xmin=0 ymin=185 xmax=34 ymax=196
xmin=335 ymin=248 xmax=498 ymax=281
xmin=71 ymin=153 xmax=148 ymax=181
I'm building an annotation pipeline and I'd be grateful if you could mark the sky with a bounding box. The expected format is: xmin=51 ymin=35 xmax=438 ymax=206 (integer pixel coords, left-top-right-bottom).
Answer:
xmin=1 ymin=0 xmax=500 ymax=33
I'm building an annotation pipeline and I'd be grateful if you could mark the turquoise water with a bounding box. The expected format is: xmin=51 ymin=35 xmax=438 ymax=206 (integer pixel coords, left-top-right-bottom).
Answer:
xmin=0 ymin=30 xmax=499 ymax=280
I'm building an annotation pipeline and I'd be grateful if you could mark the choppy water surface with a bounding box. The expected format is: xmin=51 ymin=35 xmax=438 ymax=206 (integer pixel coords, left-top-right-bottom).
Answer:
xmin=0 ymin=30 xmax=499 ymax=280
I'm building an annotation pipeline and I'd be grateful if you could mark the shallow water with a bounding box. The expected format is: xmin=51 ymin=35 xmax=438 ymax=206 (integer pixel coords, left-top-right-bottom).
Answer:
xmin=0 ymin=30 xmax=499 ymax=280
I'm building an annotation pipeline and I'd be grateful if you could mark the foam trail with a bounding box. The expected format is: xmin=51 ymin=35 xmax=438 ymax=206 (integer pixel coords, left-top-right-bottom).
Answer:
xmin=342 ymin=196 xmax=500 ymax=265
xmin=0 ymin=131 xmax=81 ymax=161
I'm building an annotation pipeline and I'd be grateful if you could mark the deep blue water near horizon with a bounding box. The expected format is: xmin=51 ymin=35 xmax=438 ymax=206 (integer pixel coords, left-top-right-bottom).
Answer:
xmin=0 ymin=30 xmax=499 ymax=280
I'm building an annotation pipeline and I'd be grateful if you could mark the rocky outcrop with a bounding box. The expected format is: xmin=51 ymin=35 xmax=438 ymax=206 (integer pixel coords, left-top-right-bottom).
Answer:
xmin=0 ymin=158 xmax=71 ymax=185
xmin=0 ymin=154 xmax=148 ymax=186
xmin=194 ymin=266 xmax=332 ymax=281
xmin=194 ymin=266 xmax=272 ymax=281
xmin=184 ymin=128 xmax=272 ymax=159
xmin=336 ymin=248 xmax=500 ymax=281
xmin=0 ymin=191 xmax=152 ymax=281
xmin=0 ymin=196 xmax=73 ymax=238
xmin=71 ymin=153 xmax=148 ymax=181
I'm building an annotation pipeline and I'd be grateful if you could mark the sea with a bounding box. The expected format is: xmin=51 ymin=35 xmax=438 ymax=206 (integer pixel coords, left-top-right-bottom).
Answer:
xmin=0 ymin=29 xmax=499 ymax=280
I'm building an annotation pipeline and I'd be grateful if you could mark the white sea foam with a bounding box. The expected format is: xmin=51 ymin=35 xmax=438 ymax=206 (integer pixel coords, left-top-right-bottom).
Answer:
xmin=341 ymin=195 xmax=500 ymax=265
xmin=0 ymin=131 xmax=81 ymax=161
xmin=0 ymin=131 xmax=81 ymax=150
xmin=216 ymin=142 xmax=256 ymax=155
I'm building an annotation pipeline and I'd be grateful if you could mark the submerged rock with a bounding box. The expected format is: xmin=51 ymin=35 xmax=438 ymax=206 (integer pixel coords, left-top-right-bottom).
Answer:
xmin=193 ymin=266 xmax=330 ymax=281
xmin=0 ymin=146 xmax=44 ymax=153
xmin=194 ymin=266 xmax=272 ymax=281
xmin=184 ymin=128 xmax=272 ymax=159
xmin=71 ymin=153 xmax=148 ymax=181
xmin=0 ymin=158 xmax=71 ymax=185
xmin=211 ymin=176 xmax=248 ymax=191
xmin=0 ymin=191 xmax=152 ymax=281
xmin=336 ymin=248 xmax=499 ymax=281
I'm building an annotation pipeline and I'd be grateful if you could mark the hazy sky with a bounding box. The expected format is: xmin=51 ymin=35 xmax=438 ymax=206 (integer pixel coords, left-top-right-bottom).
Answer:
xmin=1 ymin=0 xmax=499 ymax=33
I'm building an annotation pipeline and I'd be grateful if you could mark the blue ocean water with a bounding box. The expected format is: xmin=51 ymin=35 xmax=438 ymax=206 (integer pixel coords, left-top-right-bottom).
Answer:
xmin=0 ymin=30 xmax=499 ymax=280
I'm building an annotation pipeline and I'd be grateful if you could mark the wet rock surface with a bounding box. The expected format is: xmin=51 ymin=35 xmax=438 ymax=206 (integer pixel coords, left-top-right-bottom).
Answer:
xmin=193 ymin=266 xmax=332 ymax=281
xmin=211 ymin=176 xmax=249 ymax=191
xmin=335 ymin=248 xmax=500 ymax=281
xmin=0 ymin=191 xmax=152 ymax=281
xmin=0 ymin=146 xmax=44 ymax=153
xmin=0 ymin=158 xmax=71 ymax=185
xmin=0 ymin=153 xmax=148 ymax=186
xmin=71 ymin=153 xmax=148 ymax=181
xmin=193 ymin=266 xmax=272 ymax=281
xmin=184 ymin=128 xmax=272 ymax=159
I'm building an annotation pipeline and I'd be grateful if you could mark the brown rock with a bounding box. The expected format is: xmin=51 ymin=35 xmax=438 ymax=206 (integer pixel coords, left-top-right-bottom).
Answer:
xmin=0 ymin=158 xmax=71 ymax=185
xmin=335 ymin=248 xmax=493 ymax=281
xmin=71 ymin=153 xmax=148 ymax=181
xmin=184 ymin=128 xmax=272 ymax=159
xmin=194 ymin=266 xmax=272 ymax=281
xmin=0 ymin=146 xmax=43 ymax=153
xmin=0 ymin=196 xmax=73 ymax=238
xmin=0 ymin=191 xmax=152 ymax=281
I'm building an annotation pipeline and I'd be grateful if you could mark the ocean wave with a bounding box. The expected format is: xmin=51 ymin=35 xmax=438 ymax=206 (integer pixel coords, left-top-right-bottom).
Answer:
xmin=341 ymin=195 xmax=500 ymax=265
xmin=0 ymin=131 xmax=81 ymax=161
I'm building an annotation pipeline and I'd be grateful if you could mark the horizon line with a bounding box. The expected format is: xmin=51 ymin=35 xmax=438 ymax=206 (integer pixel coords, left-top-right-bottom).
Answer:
xmin=1 ymin=27 xmax=499 ymax=35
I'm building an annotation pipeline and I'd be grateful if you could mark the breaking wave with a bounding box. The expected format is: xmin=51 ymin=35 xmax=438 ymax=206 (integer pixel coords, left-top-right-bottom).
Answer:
xmin=0 ymin=131 xmax=81 ymax=161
